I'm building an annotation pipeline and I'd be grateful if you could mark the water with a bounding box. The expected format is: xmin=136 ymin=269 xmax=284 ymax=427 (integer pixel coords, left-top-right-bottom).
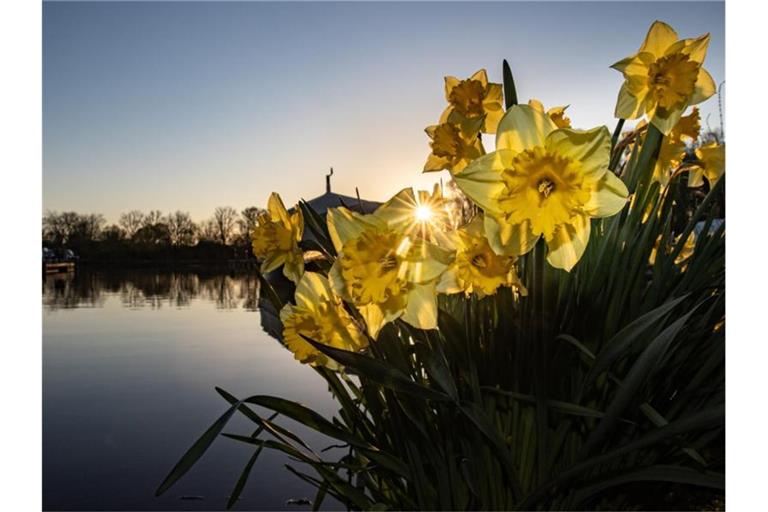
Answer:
xmin=43 ymin=269 xmax=341 ymax=511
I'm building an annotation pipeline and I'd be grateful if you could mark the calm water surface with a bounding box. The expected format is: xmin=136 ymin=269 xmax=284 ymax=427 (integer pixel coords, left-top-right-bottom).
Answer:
xmin=43 ymin=270 xmax=341 ymax=511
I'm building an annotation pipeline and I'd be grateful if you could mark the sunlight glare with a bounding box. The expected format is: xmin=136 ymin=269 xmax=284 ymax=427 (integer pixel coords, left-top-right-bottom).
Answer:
xmin=414 ymin=205 xmax=433 ymax=222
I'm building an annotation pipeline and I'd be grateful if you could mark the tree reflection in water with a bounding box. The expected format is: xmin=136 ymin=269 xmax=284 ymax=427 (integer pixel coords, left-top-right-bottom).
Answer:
xmin=43 ymin=269 xmax=261 ymax=311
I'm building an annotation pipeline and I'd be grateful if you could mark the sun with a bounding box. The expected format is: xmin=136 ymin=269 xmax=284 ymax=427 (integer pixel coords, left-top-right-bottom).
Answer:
xmin=414 ymin=205 xmax=433 ymax=222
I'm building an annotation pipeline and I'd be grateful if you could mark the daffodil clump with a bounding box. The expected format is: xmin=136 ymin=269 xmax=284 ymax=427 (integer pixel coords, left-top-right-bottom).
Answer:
xmin=171 ymin=19 xmax=725 ymax=511
xmin=244 ymin=19 xmax=721 ymax=370
xmin=247 ymin=21 xmax=723 ymax=368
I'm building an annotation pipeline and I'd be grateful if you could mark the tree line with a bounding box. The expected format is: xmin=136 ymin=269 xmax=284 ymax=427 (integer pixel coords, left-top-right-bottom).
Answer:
xmin=42 ymin=207 xmax=266 ymax=264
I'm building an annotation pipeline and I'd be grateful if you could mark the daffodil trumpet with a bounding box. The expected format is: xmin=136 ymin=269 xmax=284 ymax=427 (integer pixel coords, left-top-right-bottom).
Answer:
xmin=280 ymin=271 xmax=368 ymax=370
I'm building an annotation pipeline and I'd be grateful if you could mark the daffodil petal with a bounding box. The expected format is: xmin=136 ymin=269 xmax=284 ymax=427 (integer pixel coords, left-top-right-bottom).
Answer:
xmin=374 ymin=188 xmax=419 ymax=229
xmin=485 ymin=82 xmax=503 ymax=104
xmin=496 ymin=104 xmax=556 ymax=152
xmin=261 ymin=252 xmax=286 ymax=274
xmin=439 ymin=106 xmax=452 ymax=124
xmin=666 ymin=33 xmax=710 ymax=64
xmin=485 ymin=214 xmax=539 ymax=257
xmin=424 ymin=154 xmax=450 ymax=173
xmin=470 ymin=69 xmax=488 ymax=87
xmin=545 ymin=126 xmax=611 ymax=183
xmin=328 ymin=259 xmax=350 ymax=301
xmin=610 ymin=53 xmax=651 ymax=76
xmin=583 ymin=171 xmax=629 ymax=217
xmin=483 ymin=104 xmax=504 ymax=134
xmin=453 ymin=150 xmax=513 ymax=216
xmin=651 ymin=107 xmax=684 ymax=136
xmin=267 ymin=192 xmax=292 ymax=227
xmin=615 ymin=83 xmax=646 ymax=119
xmin=402 ymin=241 xmax=453 ymax=284
xmin=436 ymin=266 xmax=462 ymax=295
xmin=444 ymin=76 xmax=459 ymax=101
xmin=687 ymin=166 xmax=706 ymax=188
xmin=639 ymin=20 xmax=678 ymax=58
xmin=528 ymin=98 xmax=545 ymax=112
xmin=357 ymin=303 xmax=387 ymax=339
xmin=546 ymin=214 xmax=591 ymax=271
xmin=291 ymin=210 xmax=304 ymax=242
xmin=282 ymin=257 xmax=304 ymax=284
xmin=691 ymin=68 xmax=716 ymax=105
xmin=401 ymin=282 xmax=438 ymax=330
xmin=326 ymin=206 xmax=384 ymax=252
xmin=294 ymin=271 xmax=331 ymax=309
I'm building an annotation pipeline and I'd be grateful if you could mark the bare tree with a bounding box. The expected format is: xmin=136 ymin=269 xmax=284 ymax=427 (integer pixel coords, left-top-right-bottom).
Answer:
xmin=166 ymin=211 xmax=197 ymax=246
xmin=213 ymin=206 xmax=238 ymax=245
xmin=198 ymin=218 xmax=219 ymax=242
xmin=100 ymin=224 xmax=126 ymax=242
xmin=239 ymin=206 xmax=265 ymax=240
xmin=143 ymin=210 xmax=164 ymax=227
xmin=43 ymin=210 xmax=66 ymax=244
xmin=76 ymin=213 xmax=105 ymax=241
xmin=43 ymin=211 xmax=104 ymax=245
xmin=119 ymin=210 xmax=145 ymax=239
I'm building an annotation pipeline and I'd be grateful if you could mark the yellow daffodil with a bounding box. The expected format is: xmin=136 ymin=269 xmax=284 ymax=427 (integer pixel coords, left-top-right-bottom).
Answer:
xmin=653 ymin=108 xmax=701 ymax=186
xmin=649 ymin=232 xmax=696 ymax=269
xmin=437 ymin=215 xmax=525 ymax=298
xmin=454 ymin=104 xmax=629 ymax=271
xmin=528 ymin=99 xmax=572 ymax=128
xmin=280 ymin=272 xmax=368 ymax=370
xmin=688 ymin=142 xmax=725 ymax=188
xmin=441 ymin=69 xmax=504 ymax=134
xmin=424 ymin=121 xmax=485 ymax=175
xmin=612 ymin=20 xmax=716 ymax=134
xmin=251 ymin=193 xmax=304 ymax=283
xmin=326 ymin=192 xmax=454 ymax=338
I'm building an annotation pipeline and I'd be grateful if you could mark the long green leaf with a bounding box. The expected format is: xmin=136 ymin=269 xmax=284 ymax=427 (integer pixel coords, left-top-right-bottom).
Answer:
xmin=502 ymin=59 xmax=518 ymax=109
xmin=584 ymin=294 xmax=690 ymax=387
xmin=303 ymin=336 xmax=450 ymax=402
xmin=581 ymin=304 xmax=701 ymax=457
xmin=155 ymin=401 xmax=240 ymax=496
xmin=573 ymin=465 xmax=724 ymax=504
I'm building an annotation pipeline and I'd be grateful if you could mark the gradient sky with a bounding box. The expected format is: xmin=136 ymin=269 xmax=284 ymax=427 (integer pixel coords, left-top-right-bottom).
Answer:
xmin=43 ymin=1 xmax=725 ymax=224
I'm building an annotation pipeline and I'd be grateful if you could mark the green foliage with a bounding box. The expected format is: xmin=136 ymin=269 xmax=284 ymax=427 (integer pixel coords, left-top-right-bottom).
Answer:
xmin=157 ymin=62 xmax=724 ymax=510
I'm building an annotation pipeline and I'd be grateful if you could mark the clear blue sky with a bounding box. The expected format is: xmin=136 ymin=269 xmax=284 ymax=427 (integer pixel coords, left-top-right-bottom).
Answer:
xmin=43 ymin=1 xmax=725 ymax=224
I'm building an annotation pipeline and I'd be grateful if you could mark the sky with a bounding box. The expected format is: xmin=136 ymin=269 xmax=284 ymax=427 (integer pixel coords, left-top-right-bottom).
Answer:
xmin=43 ymin=1 xmax=725 ymax=224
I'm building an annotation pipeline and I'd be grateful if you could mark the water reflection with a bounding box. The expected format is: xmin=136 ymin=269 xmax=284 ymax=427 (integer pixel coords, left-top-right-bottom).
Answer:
xmin=43 ymin=270 xmax=261 ymax=311
xmin=43 ymin=269 xmax=336 ymax=511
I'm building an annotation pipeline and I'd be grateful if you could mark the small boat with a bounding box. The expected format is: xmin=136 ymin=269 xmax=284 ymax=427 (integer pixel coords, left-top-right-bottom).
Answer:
xmin=43 ymin=247 xmax=77 ymax=274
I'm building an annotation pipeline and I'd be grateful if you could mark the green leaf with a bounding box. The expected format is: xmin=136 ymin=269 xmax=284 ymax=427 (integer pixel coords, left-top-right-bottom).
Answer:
xmin=227 ymin=444 xmax=263 ymax=510
xmin=458 ymin=401 xmax=522 ymax=500
xmin=584 ymin=294 xmax=690 ymax=387
xmin=573 ymin=465 xmax=724 ymax=504
xmin=502 ymin=59 xmax=518 ymax=109
xmin=302 ymin=335 xmax=450 ymax=402
xmin=581 ymin=303 xmax=703 ymax=457
xmin=519 ymin=406 xmax=724 ymax=509
xmin=155 ymin=401 xmax=240 ymax=496
xmin=226 ymin=412 xmax=278 ymax=510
